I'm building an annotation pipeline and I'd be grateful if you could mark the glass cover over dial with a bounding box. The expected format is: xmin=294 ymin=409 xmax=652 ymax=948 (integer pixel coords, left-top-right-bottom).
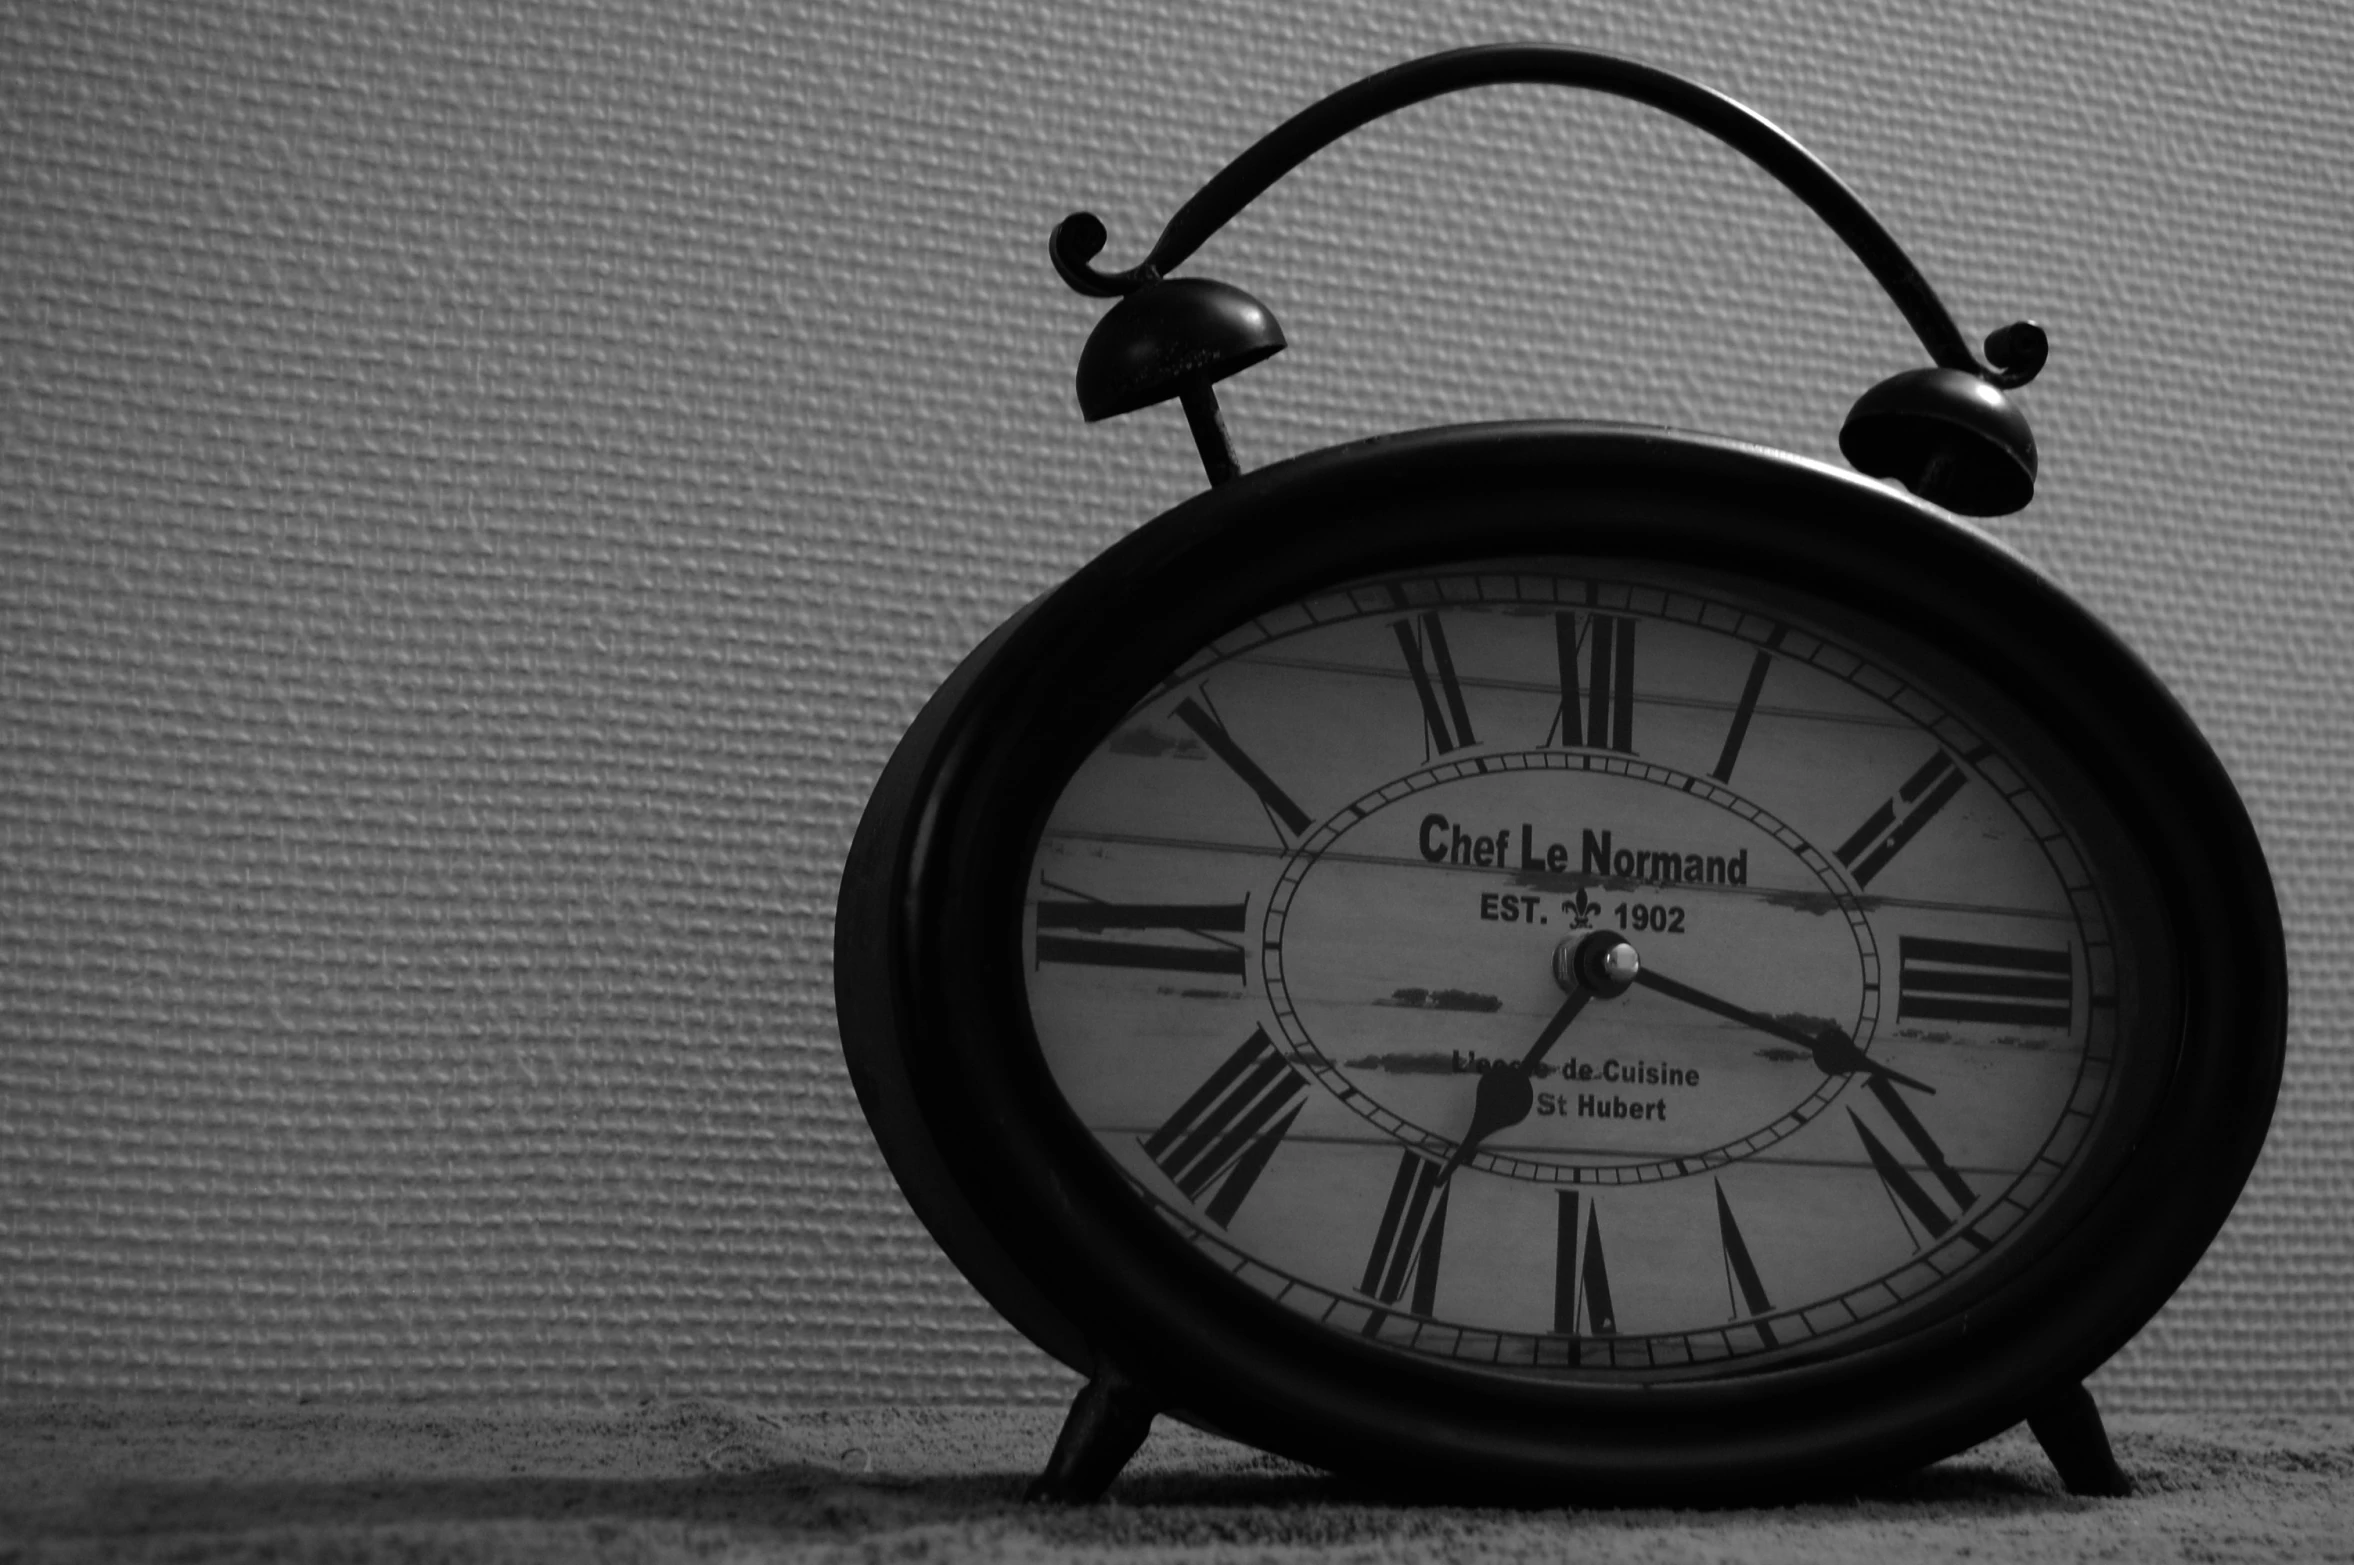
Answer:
xmin=1023 ymin=562 xmax=2170 ymax=1377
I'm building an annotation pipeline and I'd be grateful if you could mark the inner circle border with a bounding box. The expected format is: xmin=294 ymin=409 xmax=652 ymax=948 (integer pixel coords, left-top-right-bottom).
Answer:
xmin=1016 ymin=546 xmax=2133 ymax=1379
xmin=1260 ymin=748 xmax=1881 ymax=1185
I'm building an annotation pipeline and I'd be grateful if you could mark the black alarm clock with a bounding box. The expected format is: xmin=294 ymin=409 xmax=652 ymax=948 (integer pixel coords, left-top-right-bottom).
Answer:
xmin=834 ymin=47 xmax=2284 ymax=1503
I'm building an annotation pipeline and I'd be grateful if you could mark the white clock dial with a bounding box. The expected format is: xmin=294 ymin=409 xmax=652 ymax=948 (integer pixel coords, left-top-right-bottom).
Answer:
xmin=1024 ymin=562 xmax=2169 ymax=1376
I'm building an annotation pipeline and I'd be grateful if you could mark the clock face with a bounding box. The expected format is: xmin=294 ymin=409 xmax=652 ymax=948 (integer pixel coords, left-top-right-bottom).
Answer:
xmin=1022 ymin=560 xmax=2174 ymax=1377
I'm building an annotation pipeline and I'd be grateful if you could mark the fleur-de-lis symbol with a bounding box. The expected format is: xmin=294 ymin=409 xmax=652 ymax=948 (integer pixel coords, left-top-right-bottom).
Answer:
xmin=1562 ymin=888 xmax=1601 ymax=929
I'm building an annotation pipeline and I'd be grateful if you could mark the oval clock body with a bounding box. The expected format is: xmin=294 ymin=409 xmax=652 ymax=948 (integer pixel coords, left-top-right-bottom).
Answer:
xmin=834 ymin=425 xmax=2283 ymax=1499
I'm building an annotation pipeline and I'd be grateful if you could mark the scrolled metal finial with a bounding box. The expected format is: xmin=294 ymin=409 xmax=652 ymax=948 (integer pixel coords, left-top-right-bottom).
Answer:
xmin=1049 ymin=45 xmax=2048 ymax=391
xmin=1983 ymin=321 xmax=2049 ymax=389
xmin=1050 ymin=212 xmax=1154 ymax=298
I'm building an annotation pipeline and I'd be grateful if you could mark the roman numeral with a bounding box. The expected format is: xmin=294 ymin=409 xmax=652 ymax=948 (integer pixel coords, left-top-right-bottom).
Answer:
xmin=1860 ymin=1073 xmax=1977 ymax=1210
xmin=1850 ymin=1076 xmax=1987 ymax=1253
xmin=1393 ymin=613 xmax=1476 ymax=754
xmin=1835 ymin=749 xmax=1969 ymax=886
xmin=1360 ymin=1150 xmax=1450 ymax=1322
xmin=1549 ymin=612 xmax=1636 ymax=752
xmin=1171 ymin=695 xmax=1312 ymax=838
xmin=1140 ymin=1027 xmax=1306 ymax=1227
xmin=1711 ymin=631 xmax=1783 ymax=782
xmin=1551 ymin=1191 xmax=1617 ymax=1336
xmin=1034 ymin=892 xmax=1248 ymax=977
xmin=1898 ymin=937 xmax=2073 ymax=1029
xmin=1714 ymin=1180 xmax=1777 ymax=1346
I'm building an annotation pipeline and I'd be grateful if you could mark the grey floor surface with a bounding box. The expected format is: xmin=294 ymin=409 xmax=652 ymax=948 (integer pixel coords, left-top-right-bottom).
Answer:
xmin=2 ymin=1401 xmax=2350 ymax=1562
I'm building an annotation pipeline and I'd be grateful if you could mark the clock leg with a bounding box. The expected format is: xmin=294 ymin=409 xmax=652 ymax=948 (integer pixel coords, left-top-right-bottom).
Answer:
xmin=2026 ymin=1381 xmax=2132 ymax=1496
xmin=1024 ymin=1365 xmax=1160 ymax=1503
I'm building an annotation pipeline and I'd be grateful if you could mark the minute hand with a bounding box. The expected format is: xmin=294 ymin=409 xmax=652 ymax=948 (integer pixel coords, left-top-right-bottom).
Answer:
xmin=1629 ymin=967 xmax=1934 ymax=1095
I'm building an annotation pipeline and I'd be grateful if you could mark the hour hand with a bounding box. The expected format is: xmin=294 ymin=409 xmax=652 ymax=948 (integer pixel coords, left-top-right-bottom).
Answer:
xmin=1630 ymin=965 xmax=1934 ymax=1095
xmin=1444 ymin=1059 xmax=1540 ymax=1178
xmin=1441 ymin=989 xmax=1580 ymax=1177
xmin=1443 ymin=932 xmax=1631 ymax=1177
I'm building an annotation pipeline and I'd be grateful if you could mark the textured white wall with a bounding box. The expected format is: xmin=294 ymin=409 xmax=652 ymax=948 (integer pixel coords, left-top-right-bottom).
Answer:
xmin=2 ymin=0 xmax=2347 ymax=1409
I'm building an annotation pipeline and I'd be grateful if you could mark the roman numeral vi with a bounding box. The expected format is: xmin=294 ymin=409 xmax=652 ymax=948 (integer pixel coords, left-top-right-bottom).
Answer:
xmin=1552 ymin=1190 xmax=1617 ymax=1336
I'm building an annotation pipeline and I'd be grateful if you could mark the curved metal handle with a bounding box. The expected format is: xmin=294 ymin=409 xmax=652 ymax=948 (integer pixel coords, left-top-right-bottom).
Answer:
xmin=1050 ymin=45 xmax=2045 ymax=389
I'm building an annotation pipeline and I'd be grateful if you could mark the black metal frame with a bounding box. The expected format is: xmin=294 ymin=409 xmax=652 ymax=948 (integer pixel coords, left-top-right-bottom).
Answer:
xmin=835 ymin=425 xmax=2284 ymax=1500
xmin=1051 ymin=44 xmax=2046 ymax=387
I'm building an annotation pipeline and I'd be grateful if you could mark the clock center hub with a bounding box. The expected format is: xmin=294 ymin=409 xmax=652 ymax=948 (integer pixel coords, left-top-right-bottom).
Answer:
xmin=1560 ymin=930 xmax=1639 ymax=997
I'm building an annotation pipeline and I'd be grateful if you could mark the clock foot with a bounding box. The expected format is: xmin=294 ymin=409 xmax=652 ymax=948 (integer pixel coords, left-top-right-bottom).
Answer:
xmin=1024 ymin=1365 xmax=1159 ymax=1502
xmin=2027 ymin=1381 xmax=2132 ymax=1496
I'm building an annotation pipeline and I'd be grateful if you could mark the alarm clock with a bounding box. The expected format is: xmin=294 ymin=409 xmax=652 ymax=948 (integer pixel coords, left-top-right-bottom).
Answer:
xmin=833 ymin=46 xmax=2284 ymax=1503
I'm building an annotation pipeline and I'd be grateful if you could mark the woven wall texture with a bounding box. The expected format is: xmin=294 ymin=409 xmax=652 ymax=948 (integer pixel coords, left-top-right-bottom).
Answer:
xmin=2 ymin=0 xmax=2347 ymax=1409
